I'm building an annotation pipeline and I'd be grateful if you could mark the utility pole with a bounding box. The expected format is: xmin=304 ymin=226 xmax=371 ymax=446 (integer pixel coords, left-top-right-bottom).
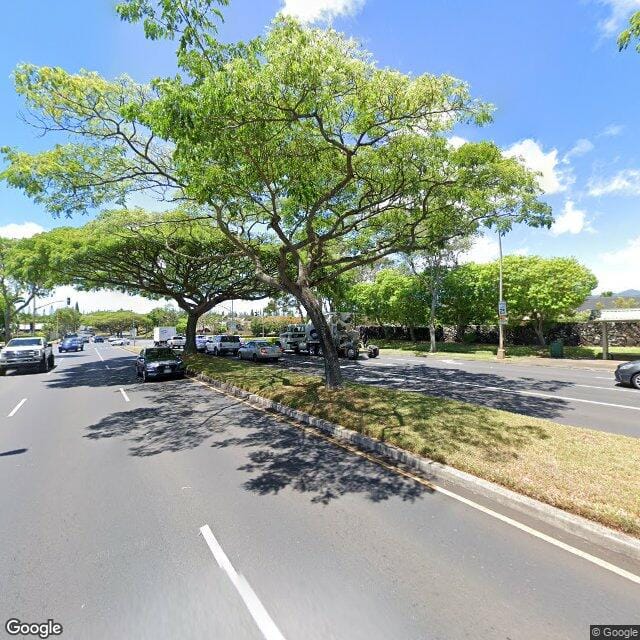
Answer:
xmin=497 ymin=231 xmax=506 ymax=360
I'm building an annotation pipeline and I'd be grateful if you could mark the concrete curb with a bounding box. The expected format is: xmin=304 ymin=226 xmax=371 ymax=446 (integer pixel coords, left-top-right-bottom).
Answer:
xmin=189 ymin=367 xmax=640 ymax=563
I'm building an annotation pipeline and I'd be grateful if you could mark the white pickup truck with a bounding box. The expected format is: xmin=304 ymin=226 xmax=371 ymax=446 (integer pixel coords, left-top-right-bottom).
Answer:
xmin=168 ymin=334 xmax=186 ymax=349
xmin=0 ymin=337 xmax=55 ymax=375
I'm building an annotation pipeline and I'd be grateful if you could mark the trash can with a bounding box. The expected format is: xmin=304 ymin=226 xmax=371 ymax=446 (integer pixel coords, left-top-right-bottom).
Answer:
xmin=549 ymin=339 xmax=564 ymax=358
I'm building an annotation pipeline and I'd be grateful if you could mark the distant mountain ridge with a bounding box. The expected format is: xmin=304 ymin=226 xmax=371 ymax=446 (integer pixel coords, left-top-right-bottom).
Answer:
xmin=578 ymin=289 xmax=640 ymax=311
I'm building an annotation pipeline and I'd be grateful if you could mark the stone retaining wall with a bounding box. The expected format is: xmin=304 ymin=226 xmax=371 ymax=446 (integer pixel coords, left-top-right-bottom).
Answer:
xmin=362 ymin=321 xmax=640 ymax=346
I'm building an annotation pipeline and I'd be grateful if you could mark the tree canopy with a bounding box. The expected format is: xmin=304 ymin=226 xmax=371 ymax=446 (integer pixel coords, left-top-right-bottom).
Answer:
xmin=0 ymin=2 xmax=553 ymax=388
xmin=30 ymin=208 xmax=273 ymax=351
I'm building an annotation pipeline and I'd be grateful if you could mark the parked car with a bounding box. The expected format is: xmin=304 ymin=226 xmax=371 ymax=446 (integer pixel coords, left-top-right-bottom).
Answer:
xmin=0 ymin=337 xmax=55 ymax=375
xmin=238 ymin=340 xmax=283 ymax=363
xmin=205 ymin=335 xmax=242 ymax=357
xmin=615 ymin=360 xmax=640 ymax=389
xmin=58 ymin=337 xmax=84 ymax=353
xmin=135 ymin=347 xmax=186 ymax=382
xmin=168 ymin=334 xmax=186 ymax=349
xmin=195 ymin=334 xmax=208 ymax=352
xmin=109 ymin=337 xmax=130 ymax=346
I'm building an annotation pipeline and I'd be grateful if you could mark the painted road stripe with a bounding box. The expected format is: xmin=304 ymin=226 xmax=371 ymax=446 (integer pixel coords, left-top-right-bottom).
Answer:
xmin=191 ymin=376 xmax=640 ymax=586
xmin=200 ymin=524 xmax=287 ymax=640
xmin=95 ymin=349 xmax=105 ymax=362
xmin=119 ymin=388 xmax=130 ymax=403
xmin=369 ymin=373 xmax=640 ymax=412
xmin=8 ymin=398 xmax=27 ymax=418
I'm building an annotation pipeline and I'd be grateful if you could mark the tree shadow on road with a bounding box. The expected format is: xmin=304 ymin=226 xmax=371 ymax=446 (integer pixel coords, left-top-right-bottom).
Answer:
xmin=83 ymin=380 xmax=427 ymax=504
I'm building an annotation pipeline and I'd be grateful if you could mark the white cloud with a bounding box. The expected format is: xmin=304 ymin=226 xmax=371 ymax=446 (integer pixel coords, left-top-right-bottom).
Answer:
xmin=447 ymin=135 xmax=468 ymax=149
xmin=460 ymin=235 xmax=499 ymax=264
xmin=563 ymin=138 xmax=594 ymax=163
xmin=504 ymin=139 xmax=569 ymax=195
xmin=550 ymin=200 xmax=592 ymax=235
xmin=600 ymin=123 xmax=624 ymax=137
xmin=588 ymin=168 xmax=640 ymax=196
xmin=598 ymin=0 xmax=640 ymax=36
xmin=593 ymin=235 xmax=640 ymax=291
xmin=280 ymin=0 xmax=365 ymax=22
xmin=460 ymin=235 xmax=530 ymax=264
xmin=0 ymin=221 xmax=46 ymax=239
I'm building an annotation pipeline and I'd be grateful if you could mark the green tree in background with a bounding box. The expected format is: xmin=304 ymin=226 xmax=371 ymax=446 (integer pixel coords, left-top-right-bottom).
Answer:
xmin=496 ymin=256 xmax=597 ymax=345
xmin=29 ymin=209 xmax=272 ymax=352
xmin=439 ymin=263 xmax=496 ymax=341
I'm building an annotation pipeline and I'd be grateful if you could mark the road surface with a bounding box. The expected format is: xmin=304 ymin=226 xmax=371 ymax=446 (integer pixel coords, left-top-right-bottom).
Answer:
xmin=1 ymin=345 xmax=638 ymax=639
xmin=277 ymin=351 xmax=640 ymax=437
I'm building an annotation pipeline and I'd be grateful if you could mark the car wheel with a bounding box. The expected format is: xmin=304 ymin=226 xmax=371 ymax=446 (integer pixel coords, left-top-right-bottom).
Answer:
xmin=39 ymin=357 xmax=48 ymax=373
xmin=632 ymin=373 xmax=640 ymax=390
xmin=0 ymin=368 xmax=6 ymax=376
xmin=48 ymin=354 xmax=54 ymax=368
xmin=346 ymin=347 xmax=357 ymax=360
xmin=142 ymin=369 xmax=148 ymax=383
xmin=252 ymin=353 xmax=258 ymax=362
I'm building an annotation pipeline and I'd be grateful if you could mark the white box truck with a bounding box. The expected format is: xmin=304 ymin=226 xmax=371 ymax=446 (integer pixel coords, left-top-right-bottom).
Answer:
xmin=153 ymin=326 xmax=177 ymax=346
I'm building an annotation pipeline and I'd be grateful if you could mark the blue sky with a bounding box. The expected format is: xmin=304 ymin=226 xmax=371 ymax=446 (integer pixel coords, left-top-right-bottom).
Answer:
xmin=0 ymin=0 xmax=639 ymax=310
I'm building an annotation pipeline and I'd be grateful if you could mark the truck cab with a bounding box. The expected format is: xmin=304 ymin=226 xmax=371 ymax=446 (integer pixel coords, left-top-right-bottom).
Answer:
xmin=0 ymin=337 xmax=55 ymax=375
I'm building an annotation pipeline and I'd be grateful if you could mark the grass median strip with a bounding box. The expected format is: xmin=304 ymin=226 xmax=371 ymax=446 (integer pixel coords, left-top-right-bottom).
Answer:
xmin=185 ymin=353 xmax=640 ymax=537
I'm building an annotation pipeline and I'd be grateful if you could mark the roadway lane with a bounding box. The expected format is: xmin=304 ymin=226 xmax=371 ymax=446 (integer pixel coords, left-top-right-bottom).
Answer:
xmin=1 ymin=344 xmax=638 ymax=639
xmin=277 ymin=352 xmax=640 ymax=437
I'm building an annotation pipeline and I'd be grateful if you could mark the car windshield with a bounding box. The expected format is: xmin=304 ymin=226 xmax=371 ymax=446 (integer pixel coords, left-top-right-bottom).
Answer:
xmin=6 ymin=338 xmax=42 ymax=347
xmin=145 ymin=348 xmax=176 ymax=361
xmin=255 ymin=341 xmax=270 ymax=347
xmin=222 ymin=335 xmax=240 ymax=342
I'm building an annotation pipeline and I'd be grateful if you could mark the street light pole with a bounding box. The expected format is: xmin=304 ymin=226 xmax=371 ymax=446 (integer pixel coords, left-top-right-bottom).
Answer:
xmin=497 ymin=231 xmax=506 ymax=360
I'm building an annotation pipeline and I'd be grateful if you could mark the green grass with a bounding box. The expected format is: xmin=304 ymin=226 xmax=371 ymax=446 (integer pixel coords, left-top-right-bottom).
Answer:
xmin=184 ymin=354 xmax=640 ymax=537
xmin=375 ymin=340 xmax=640 ymax=361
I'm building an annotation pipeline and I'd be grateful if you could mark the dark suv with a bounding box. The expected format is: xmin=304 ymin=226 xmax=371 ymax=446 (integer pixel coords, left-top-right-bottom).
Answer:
xmin=59 ymin=337 xmax=84 ymax=353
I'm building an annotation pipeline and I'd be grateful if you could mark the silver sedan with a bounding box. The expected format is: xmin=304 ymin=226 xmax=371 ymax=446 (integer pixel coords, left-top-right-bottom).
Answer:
xmin=238 ymin=340 xmax=283 ymax=363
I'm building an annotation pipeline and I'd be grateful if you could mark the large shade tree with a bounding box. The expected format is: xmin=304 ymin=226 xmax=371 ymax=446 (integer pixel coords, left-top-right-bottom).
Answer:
xmin=32 ymin=209 xmax=272 ymax=352
xmin=1 ymin=1 xmax=552 ymax=388
xmin=0 ymin=236 xmax=55 ymax=340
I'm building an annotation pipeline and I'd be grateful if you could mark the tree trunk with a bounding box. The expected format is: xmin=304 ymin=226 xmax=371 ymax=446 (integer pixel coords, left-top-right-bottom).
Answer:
xmin=534 ymin=316 xmax=546 ymax=346
xmin=300 ymin=289 xmax=344 ymax=390
xmin=455 ymin=323 xmax=466 ymax=343
xmin=429 ymin=291 xmax=438 ymax=353
xmin=184 ymin=311 xmax=199 ymax=354
xmin=408 ymin=325 xmax=416 ymax=342
xmin=4 ymin=305 xmax=11 ymax=341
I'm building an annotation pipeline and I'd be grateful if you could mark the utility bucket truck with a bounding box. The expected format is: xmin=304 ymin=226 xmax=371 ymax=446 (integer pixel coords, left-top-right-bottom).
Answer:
xmin=279 ymin=313 xmax=379 ymax=360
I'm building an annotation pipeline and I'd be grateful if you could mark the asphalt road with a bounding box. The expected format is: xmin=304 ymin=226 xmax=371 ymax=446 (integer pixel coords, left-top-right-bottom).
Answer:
xmin=276 ymin=351 xmax=640 ymax=437
xmin=1 ymin=345 xmax=639 ymax=639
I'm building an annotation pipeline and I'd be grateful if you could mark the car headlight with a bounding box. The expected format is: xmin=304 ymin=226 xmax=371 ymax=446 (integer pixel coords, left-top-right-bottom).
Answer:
xmin=147 ymin=363 xmax=158 ymax=369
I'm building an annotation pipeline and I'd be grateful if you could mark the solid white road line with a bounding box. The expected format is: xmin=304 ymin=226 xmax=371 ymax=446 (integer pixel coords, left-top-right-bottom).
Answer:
xmin=95 ymin=349 xmax=105 ymax=362
xmin=119 ymin=388 xmax=130 ymax=403
xmin=374 ymin=373 xmax=640 ymax=412
xmin=191 ymin=377 xmax=640 ymax=586
xmin=199 ymin=524 xmax=287 ymax=640
xmin=8 ymin=398 xmax=27 ymax=418
xmin=431 ymin=484 xmax=640 ymax=586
